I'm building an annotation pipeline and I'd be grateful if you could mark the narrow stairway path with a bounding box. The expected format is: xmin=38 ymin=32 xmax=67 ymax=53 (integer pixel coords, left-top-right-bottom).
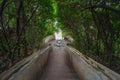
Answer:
xmin=38 ymin=46 xmax=80 ymax=80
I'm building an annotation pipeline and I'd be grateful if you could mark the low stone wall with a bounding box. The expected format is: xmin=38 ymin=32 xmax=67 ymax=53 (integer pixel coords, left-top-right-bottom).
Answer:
xmin=64 ymin=35 xmax=74 ymax=45
xmin=43 ymin=35 xmax=55 ymax=46
xmin=66 ymin=46 xmax=120 ymax=80
xmin=0 ymin=46 xmax=51 ymax=80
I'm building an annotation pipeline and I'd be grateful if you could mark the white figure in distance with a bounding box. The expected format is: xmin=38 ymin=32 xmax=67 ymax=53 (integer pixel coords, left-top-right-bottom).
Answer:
xmin=55 ymin=28 xmax=63 ymax=40
xmin=54 ymin=28 xmax=63 ymax=46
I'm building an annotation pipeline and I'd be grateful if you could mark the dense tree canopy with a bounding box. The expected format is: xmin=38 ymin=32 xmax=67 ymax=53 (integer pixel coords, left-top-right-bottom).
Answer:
xmin=0 ymin=0 xmax=120 ymax=74
xmin=57 ymin=0 xmax=120 ymax=73
xmin=0 ymin=0 xmax=55 ymax=73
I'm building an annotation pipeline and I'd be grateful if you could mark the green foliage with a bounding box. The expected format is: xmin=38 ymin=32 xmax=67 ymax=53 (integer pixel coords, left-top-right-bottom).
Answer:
xmin=0 ymin=0 xmax=54 ymax=58
xmin=57 ymin=0 xmax=120 ymax=72
xmin=0 ymin=0 xmax=120 ymax=74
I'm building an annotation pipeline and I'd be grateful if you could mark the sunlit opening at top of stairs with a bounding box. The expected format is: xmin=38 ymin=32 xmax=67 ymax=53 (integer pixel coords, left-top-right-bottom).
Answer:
xmin=55 ymin=28 xmax=63 ymax=40
xmin=54 ymin=21 xmax=63 ymax=40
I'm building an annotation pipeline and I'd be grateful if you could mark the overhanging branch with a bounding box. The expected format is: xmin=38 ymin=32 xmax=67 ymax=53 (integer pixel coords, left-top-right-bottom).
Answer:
xmin=84 ymin=5 xmax=120 ymax=15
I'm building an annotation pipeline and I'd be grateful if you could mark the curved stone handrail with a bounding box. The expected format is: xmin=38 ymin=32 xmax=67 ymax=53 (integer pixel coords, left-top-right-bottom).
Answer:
xmin=64 ymin=35 xmax=74 ymax=45
xmin=1 ymin=39 xmax=120 ymax=80
xmin=66 ymin=46 xmax=120 ymax=80
xmin=0 ymin=46 xmax=51 ymax=80
xmin=43 ymin=35 xmax=55 ymax=46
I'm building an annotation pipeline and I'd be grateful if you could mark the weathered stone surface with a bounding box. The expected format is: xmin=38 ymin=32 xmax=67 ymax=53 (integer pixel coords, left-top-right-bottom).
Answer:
xmin=66 ymin=46 xmax=120 ymax=80
xmin=0 ymin=46 xmax=51 ymax=80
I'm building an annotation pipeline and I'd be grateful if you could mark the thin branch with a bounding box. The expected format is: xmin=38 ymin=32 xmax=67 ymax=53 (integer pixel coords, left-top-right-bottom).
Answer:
xmin=0 ymin=0 xmax=8 ymax=15
xmin=84 ymin=5 xmax=120 ymax=15
xmin=19 ymin=4 xmax=39 ymax=36
xmin=12 ymin=4 xmax=39 ymax=53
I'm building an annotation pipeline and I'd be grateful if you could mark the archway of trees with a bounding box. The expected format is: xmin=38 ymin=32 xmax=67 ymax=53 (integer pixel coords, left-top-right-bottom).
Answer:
xmin=0 ymin=0 xmax=120 ymax=74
